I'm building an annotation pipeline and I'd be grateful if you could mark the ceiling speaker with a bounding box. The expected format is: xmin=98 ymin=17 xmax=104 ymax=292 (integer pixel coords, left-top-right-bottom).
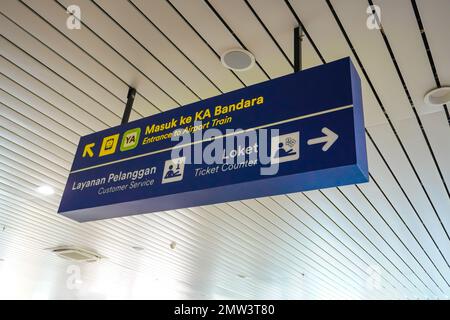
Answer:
xmin=424 ymin=87 xmax=450 ymax=106
xmin=221 ymin=48 xmax=255 ymax=71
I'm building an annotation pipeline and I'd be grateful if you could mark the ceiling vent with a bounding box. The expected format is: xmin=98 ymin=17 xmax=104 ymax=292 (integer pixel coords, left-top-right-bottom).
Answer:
xmin=47 ymin=246 xmax=103 ymax=263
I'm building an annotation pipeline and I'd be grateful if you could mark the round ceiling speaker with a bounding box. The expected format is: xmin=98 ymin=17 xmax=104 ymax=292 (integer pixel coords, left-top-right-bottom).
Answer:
xmin=221 ymin=48 xmax=255 ymax=71
xmin=424 ymin=87 xmax=450 ymax=106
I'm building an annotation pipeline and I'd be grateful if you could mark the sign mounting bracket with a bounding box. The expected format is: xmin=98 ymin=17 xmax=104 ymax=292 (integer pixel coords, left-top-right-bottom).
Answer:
xmin=294 ymin=26 xmax=304 ymax=72
xmin=121 ymin=87 xmax=137 ymax=125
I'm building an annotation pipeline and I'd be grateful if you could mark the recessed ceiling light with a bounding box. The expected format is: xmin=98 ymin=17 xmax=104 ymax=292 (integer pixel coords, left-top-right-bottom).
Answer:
xmin=37 ymin=185 xmax=55 ymax=196
xmin=131 ymin=246 xmax=144 ymax=251
xmin=424 ymin=87 xmax=450 ymax=106
xmin=221 ymin=48 xmax=255 ymax=72
xmin=170 ymin=241 xmax=177 ymax=250
xmin=237 ymin=274 xmax=247 ymax=279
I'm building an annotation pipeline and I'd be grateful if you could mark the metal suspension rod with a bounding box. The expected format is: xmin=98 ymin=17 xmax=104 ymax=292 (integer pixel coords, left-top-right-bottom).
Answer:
xmin=294 ymin=26 xmax=303 ymax=72
xmin=121 ymin=87 xmax=136 ymax=125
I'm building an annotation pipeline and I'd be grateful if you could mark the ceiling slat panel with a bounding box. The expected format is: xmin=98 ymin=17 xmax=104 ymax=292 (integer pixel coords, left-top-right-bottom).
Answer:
xmin=95 ymin=0 xmax=221 ymax=101
xmin=323 ymin=187 xmax=430 ymax=297
xmin=0 ymin=73 xmax=92 ymax=136
xmin=207 ymin=0 xmax=292 ymax=79
xmin=0 ymin=169 xmax=64 ymax=198
xmin=0 ymin=192 xmax=261 ymax=299
xmin=420 ymin=111 xmax=450 ymax=186
xmin=0 ymin=157 xmax=64 ymax=192
xmin=165 ymin=208 xmax=327 ymax=298
xmin=0 ymin=51 xmax=111 ymax=131
xmin=169 ymin=0 xmax=268 ymax=86
xmin=372 ymin=0 xmax=441 ymax=115
xmin=417 ymin=0 xmax=450 ymax=85
xmin=0 ymin=2 xmax=155 ymax=118
xmin=217 ymin=200 xmax=361 ymax=298
xmin=2 ymin=130 xmax=324 ymax=300
xmin=56 ymin=0 xmax=198 ymax=106
xmin=269 ymin=195 xmax=374 ymax=280
xmin=0 ymin=17 xmax=142 ymax=123
xmin=270 ymin=191 xmax=401 ymax=299
xmin=338 ymin=184 xmax=438 ymax=297
xmin=0 ymin=147 xmax=67 ymax=184
xmin=0 ymin=118 xmax=73 ymax=164
xmin=327 ymin=0 xmax=450 ymax=240
xmin=329 ymin=0 xmax=414 ymax=121
xmin=162 ymin=208 xmax=342 ymax=298
xmin=368 ymin=131 xmax=449 ymax=288
xmin=0 ymin=195 xmax=191 ymax=278
xmin=295 ymin=181 xmax=446 ymax=294
xmin=368 ymin=123 xmax=450 ymax=266
xmin=257 ymin=196 xmax=383 ymax=298
xmin=0 ymin=103 xmax=76 ymax=154
xmin=0 ymin=89 xmax=80 ymax=144
xmin=357 ymin=176 xmax=447 ymax=295
xmin=248 ymin=0 xmax=323 ymax=70
xmin=130 ymin=0 xmax=244 ymax=93
xmin=188 ymin=206 xmax=364 ymax=298
xmin=303 ymin=190 xmax=407 ymax=299
xmin=392 ymin=117 xmax=450 ymax=229
xmin=18 ymin=0 xmax=174 ymax=112
xmin=197 ymin=203 xmax=356 ymax=298
xmin=0 ymin=205 xmax=211 ymax=298
xmin=0 ymin=192 xmax=312 ymax=300
xmin=0 ymin=137 xmax=68 ymax=177
xmin=288 ymin=0 xmax=387 ymax=128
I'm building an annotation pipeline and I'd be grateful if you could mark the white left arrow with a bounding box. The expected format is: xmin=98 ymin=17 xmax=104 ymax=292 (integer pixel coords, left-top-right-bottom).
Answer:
xmin=307 ymin=127 xmax=339 ymax=151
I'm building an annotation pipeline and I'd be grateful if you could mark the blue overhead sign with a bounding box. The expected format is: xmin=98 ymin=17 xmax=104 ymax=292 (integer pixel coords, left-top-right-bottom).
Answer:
xmin=59 ymin=57 xmax=368 ymax=222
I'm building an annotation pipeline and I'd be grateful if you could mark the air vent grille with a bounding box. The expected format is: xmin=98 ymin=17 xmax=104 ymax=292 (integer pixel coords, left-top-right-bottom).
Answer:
xmin=47 ymin=246 xmax=103 ymax=263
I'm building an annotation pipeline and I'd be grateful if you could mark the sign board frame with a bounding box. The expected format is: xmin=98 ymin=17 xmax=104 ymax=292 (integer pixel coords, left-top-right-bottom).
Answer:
xmin=59 ymin=57 xmax=368 ymax=222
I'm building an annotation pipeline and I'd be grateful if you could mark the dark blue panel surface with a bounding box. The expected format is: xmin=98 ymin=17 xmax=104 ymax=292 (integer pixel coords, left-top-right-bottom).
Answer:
xmin=59 ymin=57 xmax=368 ymax=222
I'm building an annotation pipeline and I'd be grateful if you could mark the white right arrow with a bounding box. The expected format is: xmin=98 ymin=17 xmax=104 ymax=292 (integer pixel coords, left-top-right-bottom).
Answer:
xmin=307 ymin=127 xmax=339 ymax=151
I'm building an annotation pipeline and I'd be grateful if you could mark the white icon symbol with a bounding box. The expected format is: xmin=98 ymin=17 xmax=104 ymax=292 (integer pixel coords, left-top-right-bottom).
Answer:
xmin=271 ymin=132 xmax=300 ymax=164
xmin=66 ymin=5 xmax=82 ymax=30
xmin=162 ymin=157 xmax=186 ymax=184
xmin=66 ymin=265 xmax=82 ymax=290
xmin=366 ymin=265 xmax=382 ymax=290
xmin=307 ymin=127 xmax=339 ymax=151
xmin=366 ymin=5 xmax=381 ymax=30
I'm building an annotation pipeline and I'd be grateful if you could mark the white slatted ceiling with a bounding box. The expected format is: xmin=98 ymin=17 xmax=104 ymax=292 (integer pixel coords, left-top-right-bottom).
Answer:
xmin=0 ymin=0 xmax=449 ymax=299
xmin=163 ymin=0 xmax=269 ymax=86
xmin=417 ymin=0 xmax=450 ymax=85
xmin=208 ymin=0 xmax=293 ymax=79
xmin=329 ymin=0 xmax=450 ymax=260
xmin=414 ymin=0 xmax=450 ymax=188
xmin=96 ymin=1 xmax=222 ymax=100
xmin=374 ymin=0 xmax=441 ymax=116
xmin=247 ymin=0 xmax=324 ymax=70
xmin=287 ymin=0 xmax=387 ymax=128
xmin=374 ymin=0 xmax=450 ymax=190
